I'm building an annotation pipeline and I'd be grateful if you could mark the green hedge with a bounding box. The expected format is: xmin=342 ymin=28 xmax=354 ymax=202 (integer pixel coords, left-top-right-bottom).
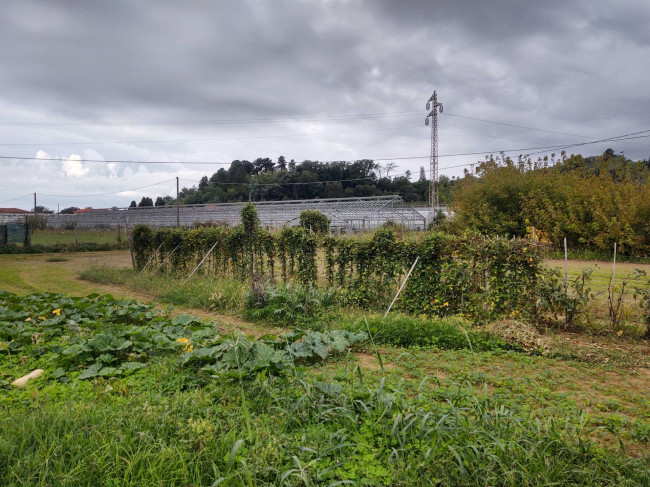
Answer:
xmin=0 ymin=242 xmax=128 ymax=254
xmin=133 ymin=224 xmax=545 ymax=322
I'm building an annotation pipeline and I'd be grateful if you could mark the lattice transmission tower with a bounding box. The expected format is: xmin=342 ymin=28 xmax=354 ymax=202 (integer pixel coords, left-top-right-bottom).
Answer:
xmin=424 ymin=90 xmax=443 ymax=220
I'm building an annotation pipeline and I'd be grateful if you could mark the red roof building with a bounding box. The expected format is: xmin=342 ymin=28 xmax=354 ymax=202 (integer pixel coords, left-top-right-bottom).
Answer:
xmin=0 ymin=208 xmax=29 ymax=214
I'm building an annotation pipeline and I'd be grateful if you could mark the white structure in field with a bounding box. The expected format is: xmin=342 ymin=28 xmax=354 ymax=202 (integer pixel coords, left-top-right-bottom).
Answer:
xmin=6 ymin=196 xmax=427 ymax=231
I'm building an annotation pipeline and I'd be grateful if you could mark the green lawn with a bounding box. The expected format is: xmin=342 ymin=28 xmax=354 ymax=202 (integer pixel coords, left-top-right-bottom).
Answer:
xmin=547 ymin=258 xmax=650 ymax=293
xmin=31 ymin=227 xmax=124 ymax=245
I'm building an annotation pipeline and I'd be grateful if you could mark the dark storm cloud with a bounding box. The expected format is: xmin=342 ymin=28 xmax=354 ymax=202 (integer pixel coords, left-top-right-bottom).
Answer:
xmin=0 ymin=1 xmax=372 ymax=119
xmin=1 ymin=0 xmax=649 ymax=209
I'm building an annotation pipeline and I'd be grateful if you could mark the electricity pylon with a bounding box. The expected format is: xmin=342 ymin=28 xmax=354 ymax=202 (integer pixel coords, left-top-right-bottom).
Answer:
xmin=425 ymin=90 xmax=443 ymax=222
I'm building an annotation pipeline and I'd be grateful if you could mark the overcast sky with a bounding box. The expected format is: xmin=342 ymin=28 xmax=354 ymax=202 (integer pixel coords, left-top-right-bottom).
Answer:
xmin=1 ymin=0 xmax=649 ymax=210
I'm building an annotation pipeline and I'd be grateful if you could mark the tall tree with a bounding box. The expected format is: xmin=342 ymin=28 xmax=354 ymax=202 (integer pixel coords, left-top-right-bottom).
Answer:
xmin=277 ymin=155 xmax=287 ymax=171
xmin=138 ymin=197 xmax=154 ymax=207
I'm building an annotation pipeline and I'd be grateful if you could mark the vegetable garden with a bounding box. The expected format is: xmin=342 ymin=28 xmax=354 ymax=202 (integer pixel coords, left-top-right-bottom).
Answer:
xmin=1 ymin=291 xmax=648 ymax=485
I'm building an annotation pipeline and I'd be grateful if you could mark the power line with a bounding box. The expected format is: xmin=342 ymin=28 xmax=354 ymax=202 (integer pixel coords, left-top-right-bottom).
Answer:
xmin=0 ymin=110 xmax=422 ymax=127
xmin=442 ymin=112 xmax=602 ymax=139
xmin=0 ymin=155 xmax=230 ymax=165
xmin=1 ymin=129 xmax=648 ymax=167
xmin=0 ymin=124 xmax=421 ymax=147
xmin=442 ymin=112 xmax=650 ymax=148
xmin=0 ymin=193 xmax=33 ymax=205
xmin=373 ymin=131 xmax=650 ymax=162
xmin=38 ymin=179 xmax=176 ymax=198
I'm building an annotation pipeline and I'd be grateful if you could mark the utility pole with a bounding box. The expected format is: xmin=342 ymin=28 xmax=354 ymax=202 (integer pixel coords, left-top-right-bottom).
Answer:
xmin=176 ymin=177 xmax=180 ymax=228
xmin=424 ymin=90 xmax=443 ymax=222
xmin=33 ymin=193 xmax=37 ymax=216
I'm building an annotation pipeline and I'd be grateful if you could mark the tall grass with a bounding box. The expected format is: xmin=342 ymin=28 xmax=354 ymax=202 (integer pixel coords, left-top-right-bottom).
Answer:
xmin=80 ymin=266 xmax=247 ymax=310
xmin=1 ymin=365 xmax=646 ymax=486
xmin=327 ymin=311 xmax=515 ymax=351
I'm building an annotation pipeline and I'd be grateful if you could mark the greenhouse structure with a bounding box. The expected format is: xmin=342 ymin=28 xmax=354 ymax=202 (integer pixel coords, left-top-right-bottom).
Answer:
xmin=24 ymin=195 xmax=427 ymax=231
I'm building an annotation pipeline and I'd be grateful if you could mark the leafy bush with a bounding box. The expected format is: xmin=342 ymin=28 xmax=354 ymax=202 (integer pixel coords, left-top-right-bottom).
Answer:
xmin=131 ymin=224 xmax=558 ymax=322
xmin=535 ymin=267 xmax=596 ymax=327
xmin=244 ymin=283 xmax=338 ymax=326
xmin=299 ymin=210 xmax=330 ymax=234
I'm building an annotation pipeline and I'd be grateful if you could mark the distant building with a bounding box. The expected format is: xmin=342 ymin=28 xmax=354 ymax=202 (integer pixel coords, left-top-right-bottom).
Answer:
xmin=0 ymin=208 xmax=29 ymax=214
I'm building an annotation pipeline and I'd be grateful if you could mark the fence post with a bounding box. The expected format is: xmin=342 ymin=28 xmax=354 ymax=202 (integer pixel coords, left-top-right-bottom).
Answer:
xmin=611 ymin=242 xmax=617 ymax=287
xmin=125 ymin=218 xmax=136 ymax=271
xmin=564 ymin=237 xmax=569 ymax=294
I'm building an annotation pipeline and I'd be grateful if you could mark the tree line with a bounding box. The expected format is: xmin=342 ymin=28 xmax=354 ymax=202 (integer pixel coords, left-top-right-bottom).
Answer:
xmin=138 ymin=157 xmax=457 ymax=206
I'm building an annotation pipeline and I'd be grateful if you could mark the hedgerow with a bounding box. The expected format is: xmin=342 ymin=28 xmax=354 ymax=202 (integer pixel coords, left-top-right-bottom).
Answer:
xmin=133 ymin=220 xmax=547 ymax=321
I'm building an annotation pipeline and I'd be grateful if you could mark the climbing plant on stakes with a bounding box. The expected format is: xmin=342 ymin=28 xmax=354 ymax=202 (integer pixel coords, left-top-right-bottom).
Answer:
xmin=133 ymin=218 xmax=556 ymax=321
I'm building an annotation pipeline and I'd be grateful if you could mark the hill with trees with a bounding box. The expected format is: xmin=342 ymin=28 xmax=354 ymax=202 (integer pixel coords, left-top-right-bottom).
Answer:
xmin=142 ymin=157 xmax=457 ymax=206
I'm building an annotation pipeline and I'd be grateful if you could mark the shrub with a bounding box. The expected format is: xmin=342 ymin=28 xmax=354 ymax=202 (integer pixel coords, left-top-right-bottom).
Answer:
xmin=299 ymin=210 xmax=330 ymax=234
xmin=245 ymin=283 xmax=338 ymax=327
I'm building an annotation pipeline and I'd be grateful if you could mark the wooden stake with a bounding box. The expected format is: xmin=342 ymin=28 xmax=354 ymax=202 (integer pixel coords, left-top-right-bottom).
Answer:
xmin=124 ymin=218 xmax=136 ymax=271
xmin=184 ymin=241 xmax=219 ymax=283
xmin=612 ymin=242 xmax=617 ymax=286
xmin=384 ymin=256 xmax=419 ymax=318
xmin=153 ymin=244 xmax=181 ymax=273
xmin=564 ymin=237 xmax=569 ymax=294
xmin=139 ymin=242 xmax=164 ymax=275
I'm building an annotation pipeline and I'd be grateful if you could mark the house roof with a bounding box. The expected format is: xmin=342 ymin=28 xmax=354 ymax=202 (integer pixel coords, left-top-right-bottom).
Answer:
xmin=0 ymin=208 xmax=29 ymax=214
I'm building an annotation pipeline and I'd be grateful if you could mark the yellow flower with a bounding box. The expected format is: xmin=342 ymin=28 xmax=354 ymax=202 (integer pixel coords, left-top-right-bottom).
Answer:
xmin=176 ymin=337 xmax=193 ymax=352
xmin=616 ymin=330 xmax=623 ymax=337
xmin=25 ymin=318 xmax=32 ymax=322
xmin=52 ymin=308 xmax=62 ymax=316
xmin=38 ymin=316 xmax=46 ymax=320
xmin=443 ymin=302 xmax=449 ymax=306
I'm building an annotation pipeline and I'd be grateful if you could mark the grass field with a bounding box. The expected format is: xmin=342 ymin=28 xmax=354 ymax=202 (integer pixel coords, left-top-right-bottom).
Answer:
xmin=547 ymin=259 xmax=650 ymax=293
xmin=30 ymin=227 xmax=124 ymax=246
xmin=0 ymin=251 xmax=649 ymax=485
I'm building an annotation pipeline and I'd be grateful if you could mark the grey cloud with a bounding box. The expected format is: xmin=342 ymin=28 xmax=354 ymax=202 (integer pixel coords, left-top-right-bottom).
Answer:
xmin=1 ymin=0 xmax=649 ymax=209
